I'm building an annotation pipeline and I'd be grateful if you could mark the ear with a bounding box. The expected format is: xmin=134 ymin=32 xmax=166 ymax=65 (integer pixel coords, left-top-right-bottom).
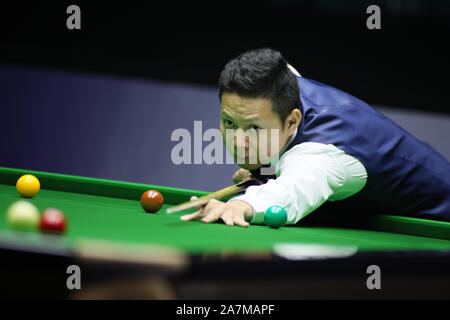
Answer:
xmin=285 ymin=109 xmax=302 ymax=134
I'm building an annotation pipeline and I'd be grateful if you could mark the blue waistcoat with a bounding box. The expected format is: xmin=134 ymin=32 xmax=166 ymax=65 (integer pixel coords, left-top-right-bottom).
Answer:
xmin=284 ymin=77 xmax=450 ymax=222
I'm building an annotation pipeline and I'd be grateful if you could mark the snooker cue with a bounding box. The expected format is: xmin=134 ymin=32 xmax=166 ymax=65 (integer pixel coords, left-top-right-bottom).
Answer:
xmin=165 ymin=178 xmax=261 ymax=214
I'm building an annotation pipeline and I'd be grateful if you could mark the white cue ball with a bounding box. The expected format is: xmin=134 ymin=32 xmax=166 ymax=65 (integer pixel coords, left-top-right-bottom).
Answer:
xmin=6 ymin=200 xmax=40 ymax=231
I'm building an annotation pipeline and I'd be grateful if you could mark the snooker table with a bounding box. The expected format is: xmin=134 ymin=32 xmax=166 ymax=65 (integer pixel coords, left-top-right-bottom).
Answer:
xmin=0 ymin=166 xmax=450 ymax=299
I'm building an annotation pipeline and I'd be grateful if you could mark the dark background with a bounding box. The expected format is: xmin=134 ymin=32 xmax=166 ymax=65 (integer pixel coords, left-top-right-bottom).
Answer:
xmin=1 ymin=1 xmax=449 ymax=113
xmin=0 ymin=1 xmax=449 ymax=191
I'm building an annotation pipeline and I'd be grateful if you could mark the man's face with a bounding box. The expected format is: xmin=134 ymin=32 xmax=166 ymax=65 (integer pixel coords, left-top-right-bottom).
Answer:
xmin=220 ymin=92 xmax=292 ymax=171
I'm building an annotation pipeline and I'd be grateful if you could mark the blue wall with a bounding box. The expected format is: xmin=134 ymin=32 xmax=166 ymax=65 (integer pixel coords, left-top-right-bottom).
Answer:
xmin=1 ymin=64 xmax=448 ymax=192
xmin=0 ymin=64 xmax=239 ymax=192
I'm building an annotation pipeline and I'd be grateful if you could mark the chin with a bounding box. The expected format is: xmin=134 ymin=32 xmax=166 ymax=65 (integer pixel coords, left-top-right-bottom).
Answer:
xmin=238 ymin=163 xmax=261 ymax=171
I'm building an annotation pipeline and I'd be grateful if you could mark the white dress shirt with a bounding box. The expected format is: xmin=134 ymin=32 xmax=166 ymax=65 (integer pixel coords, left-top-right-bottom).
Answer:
xmin=229 ymin=131 xmax=368 ymax=224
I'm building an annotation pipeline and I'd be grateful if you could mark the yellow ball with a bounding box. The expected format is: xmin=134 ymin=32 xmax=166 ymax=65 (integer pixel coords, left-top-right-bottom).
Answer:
xmin=16 ymin=174 xmax=40 ymax=198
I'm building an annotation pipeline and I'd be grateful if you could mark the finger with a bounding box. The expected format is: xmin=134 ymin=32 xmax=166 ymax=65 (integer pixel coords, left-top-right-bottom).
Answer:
xmin=232 ymin=171 xmax=239 ymax=183
xmin=233 ymin=215 xmax=250 ymax=227
xmin=220 ymin=211 xmax=235 ymax=226
xmin=189 ymin=195 xmax=206 ymax=210
xmin=203 ymin=199 xmax=224 ymax=213
xmin=241 ymin=169 xmax=251 ymax=177
xmin=232 ymin=169 xmax=250 ymax=184
xmin=201 ymin=208 xmax=225 ymax=223
xmin=180 ymin=208 xmax=204 ymax=221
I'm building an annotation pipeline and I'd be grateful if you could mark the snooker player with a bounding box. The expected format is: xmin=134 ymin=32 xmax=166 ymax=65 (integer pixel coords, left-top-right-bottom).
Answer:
xmin=181 ymin=48 xmax=450 ymax=226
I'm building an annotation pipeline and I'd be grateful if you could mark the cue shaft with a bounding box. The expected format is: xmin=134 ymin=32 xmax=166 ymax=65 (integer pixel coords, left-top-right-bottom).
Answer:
xmin=166 ymin=178 xmax=261 ymax=214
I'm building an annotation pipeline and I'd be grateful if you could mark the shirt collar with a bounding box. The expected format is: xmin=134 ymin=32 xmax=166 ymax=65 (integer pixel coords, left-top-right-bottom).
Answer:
xmin=268 ymin=128 xmax=298 ymax=169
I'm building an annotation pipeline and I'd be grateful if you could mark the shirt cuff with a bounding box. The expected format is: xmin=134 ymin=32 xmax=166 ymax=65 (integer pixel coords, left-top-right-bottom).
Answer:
xmin=228 ymin=193 xmax=269 ymax=225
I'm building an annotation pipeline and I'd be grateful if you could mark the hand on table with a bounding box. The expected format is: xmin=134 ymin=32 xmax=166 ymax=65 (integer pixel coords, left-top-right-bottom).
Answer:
xmin=180 ymin=196 xmax=254 ymax=227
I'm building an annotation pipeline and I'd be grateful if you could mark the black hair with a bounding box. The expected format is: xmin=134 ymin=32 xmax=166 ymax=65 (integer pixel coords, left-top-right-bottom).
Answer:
xmin=218 ymin=48 xmax=300 ymax=123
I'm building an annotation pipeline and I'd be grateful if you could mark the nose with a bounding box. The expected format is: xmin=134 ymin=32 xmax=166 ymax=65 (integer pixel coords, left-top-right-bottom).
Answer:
xmin=234 ymin=129 xmax=249 ymax=149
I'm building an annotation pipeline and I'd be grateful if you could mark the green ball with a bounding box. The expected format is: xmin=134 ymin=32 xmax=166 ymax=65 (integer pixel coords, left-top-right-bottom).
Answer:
xmin=6 ymin=200 xmax=40 ymax=231
xmin=264 ymin=205 xmax=287 ymax=228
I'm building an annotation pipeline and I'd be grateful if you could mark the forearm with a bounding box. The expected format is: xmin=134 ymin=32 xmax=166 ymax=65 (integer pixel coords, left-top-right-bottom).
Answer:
xmin=229 ymin=142 xmax=367 ymax=225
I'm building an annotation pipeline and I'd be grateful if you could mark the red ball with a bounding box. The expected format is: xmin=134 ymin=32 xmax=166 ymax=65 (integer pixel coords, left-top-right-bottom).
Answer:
xmin=40 ymin=208 xmax=67 ymax=233
xmin=141 ymin=189 xmax=164 ymax=213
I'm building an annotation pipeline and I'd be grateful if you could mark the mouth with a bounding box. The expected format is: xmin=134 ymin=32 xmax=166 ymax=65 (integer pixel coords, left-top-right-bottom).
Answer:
xmin=234 ymin=154 xmax=259 ymax=166
xmin=235 ymin=157 xmax=250 ymax=164
xmin=234 ymin=150 xmax=248 ymax=159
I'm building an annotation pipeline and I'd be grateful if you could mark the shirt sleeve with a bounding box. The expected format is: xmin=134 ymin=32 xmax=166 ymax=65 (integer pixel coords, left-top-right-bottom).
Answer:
xmin=229 ymin=142 xmax=368 ymax=224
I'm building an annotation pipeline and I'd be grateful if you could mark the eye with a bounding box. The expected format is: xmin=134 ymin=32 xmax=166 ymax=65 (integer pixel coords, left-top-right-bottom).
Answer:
xmin=223 ymin=119 xmax=234 ymax=128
